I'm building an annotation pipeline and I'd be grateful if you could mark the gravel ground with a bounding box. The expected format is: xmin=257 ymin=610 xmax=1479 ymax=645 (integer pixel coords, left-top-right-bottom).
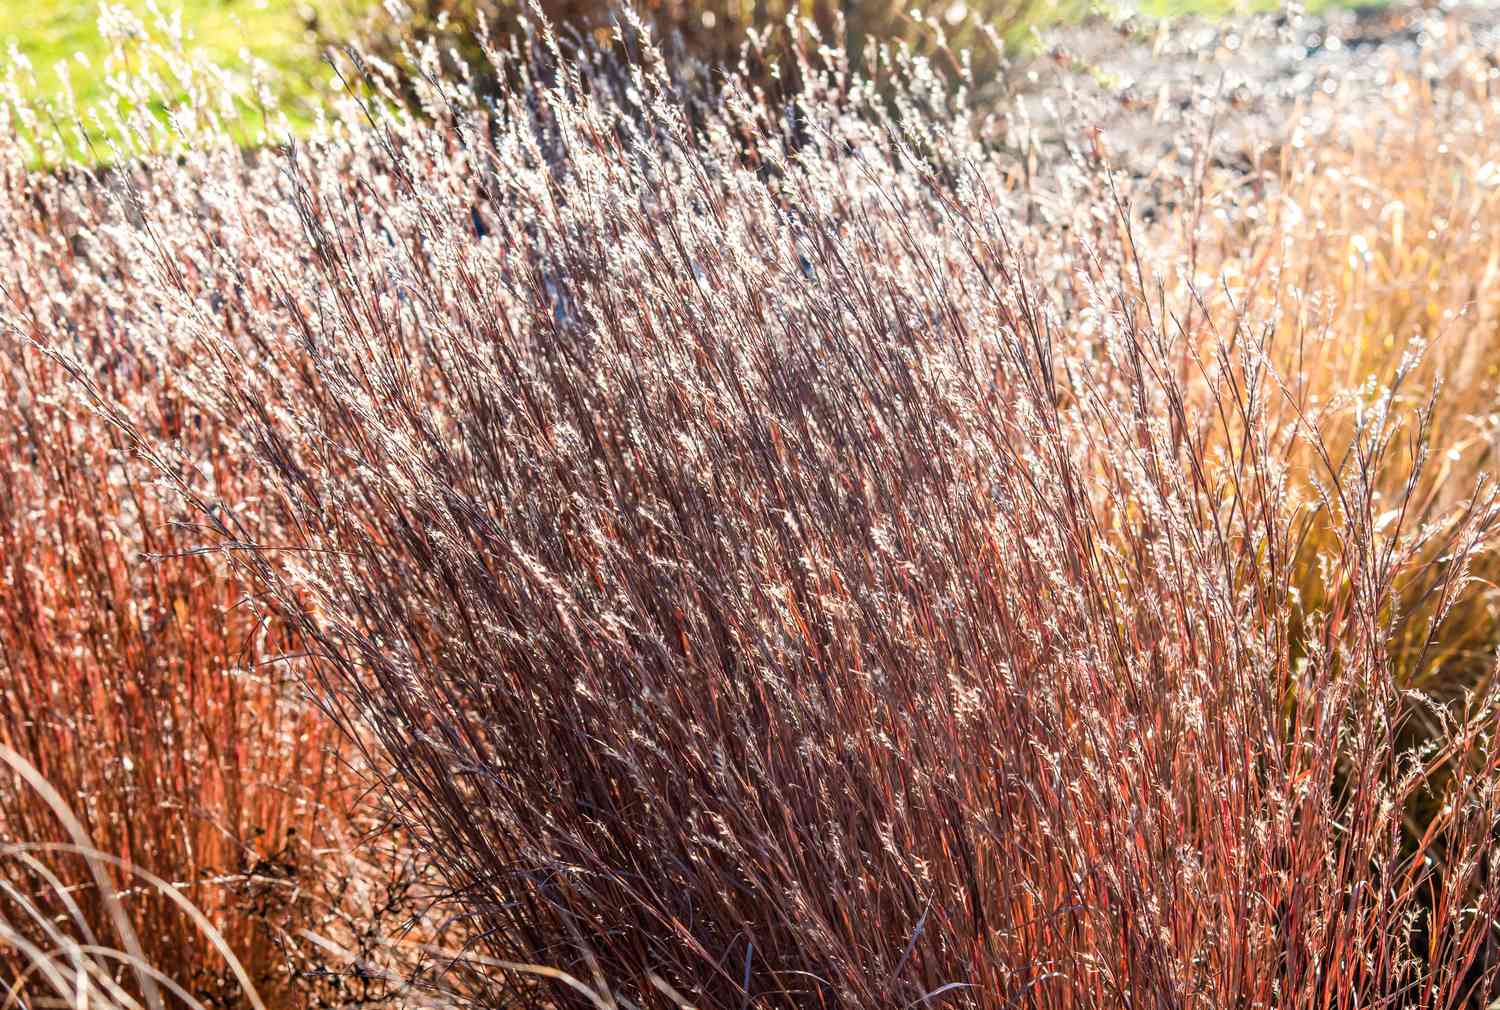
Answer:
xmin=1004 ymin=2 xmax=1500 ymax=174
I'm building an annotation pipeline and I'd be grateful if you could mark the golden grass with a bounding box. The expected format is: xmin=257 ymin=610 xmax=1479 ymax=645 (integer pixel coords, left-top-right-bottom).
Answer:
xmin=1168 ymin=43 xmax=1500 ymax=698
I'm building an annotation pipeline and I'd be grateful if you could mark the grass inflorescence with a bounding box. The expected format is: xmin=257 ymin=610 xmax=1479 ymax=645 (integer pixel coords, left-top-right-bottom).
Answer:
xmin=5 ymin=6 xmax=1500 ymax=1009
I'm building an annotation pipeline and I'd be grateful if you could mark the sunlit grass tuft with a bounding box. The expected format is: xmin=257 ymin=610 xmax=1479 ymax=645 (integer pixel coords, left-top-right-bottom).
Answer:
xmin=4 ymin=6 xmax=1499 ymax=1010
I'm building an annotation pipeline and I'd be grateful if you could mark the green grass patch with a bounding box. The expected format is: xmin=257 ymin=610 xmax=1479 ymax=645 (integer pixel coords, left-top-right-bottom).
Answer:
xmin=0 ymin=0 xmax=364 ymax=162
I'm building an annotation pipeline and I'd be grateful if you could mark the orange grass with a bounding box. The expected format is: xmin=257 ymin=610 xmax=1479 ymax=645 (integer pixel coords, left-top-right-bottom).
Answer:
xmin=0 ymin=162 xmax=358 ymax=1004
xmin=1177 ymin=42 xmax=1500 ymax=697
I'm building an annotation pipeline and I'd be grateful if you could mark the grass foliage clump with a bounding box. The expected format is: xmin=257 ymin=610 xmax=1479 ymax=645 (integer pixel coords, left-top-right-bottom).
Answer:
xmin=0 ymin=154 xmax=357 ymax=1003
xmin=6 ymin=8 xmax=1500 ymax=1009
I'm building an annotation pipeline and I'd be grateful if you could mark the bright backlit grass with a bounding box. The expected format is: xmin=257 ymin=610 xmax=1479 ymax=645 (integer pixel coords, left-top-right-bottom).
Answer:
xmin=0 ymin=0 xmax=366 ymax=160
xmin=0 ymin=0 xmax=1390 ymax=165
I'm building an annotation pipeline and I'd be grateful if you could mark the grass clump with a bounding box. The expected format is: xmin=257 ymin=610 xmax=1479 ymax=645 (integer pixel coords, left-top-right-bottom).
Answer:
xmin=3 ymin=6 xmax=1500 ymax=1010
xmin=1181 ymin=49 xmax=1500 ymax=698
xmin=0 ymin=137 xmax=372 ymax=1003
